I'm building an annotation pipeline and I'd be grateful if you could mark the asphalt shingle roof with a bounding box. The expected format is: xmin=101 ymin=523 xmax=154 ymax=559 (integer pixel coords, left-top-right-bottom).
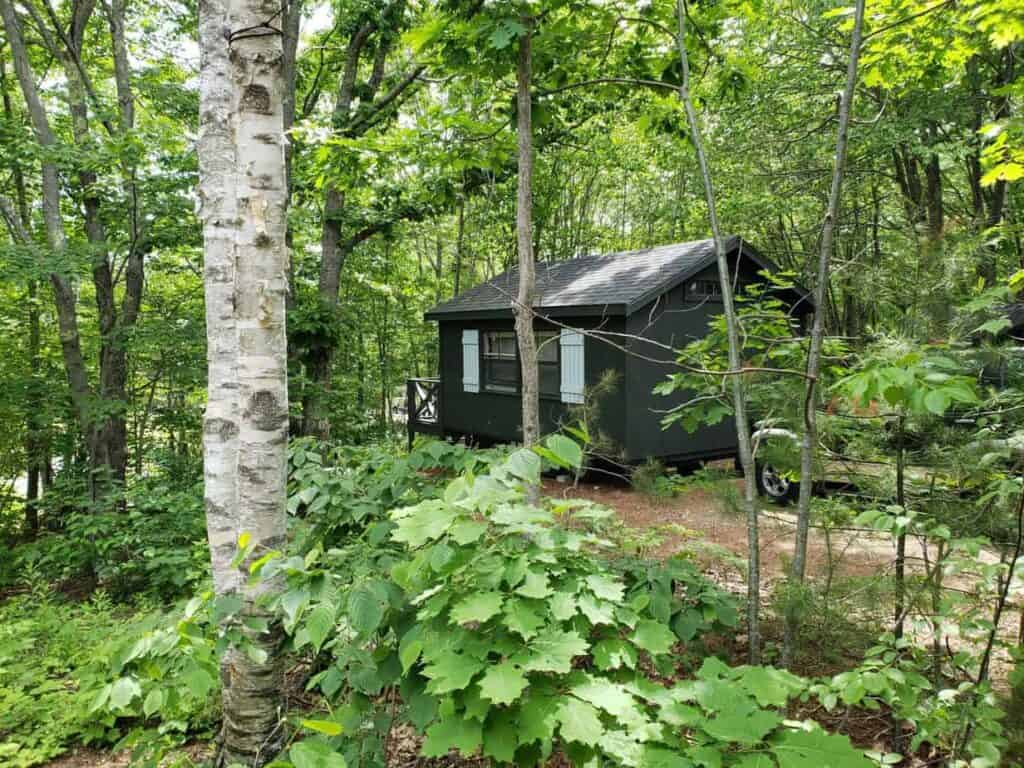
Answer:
xmin=426 ymin=236 xmax=743 ymax=319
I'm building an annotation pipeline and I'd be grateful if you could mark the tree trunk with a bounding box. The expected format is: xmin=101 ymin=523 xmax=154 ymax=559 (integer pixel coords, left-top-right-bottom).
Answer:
xmin=513 ymin=18 xmax=540 ymax=505
xmin=198 ymin=0 xmax=289 ymax=761
xmin=674 ymin=0 xmax=761 ymax=663
xmin=782 ymin=0 xmax=865 ymax=669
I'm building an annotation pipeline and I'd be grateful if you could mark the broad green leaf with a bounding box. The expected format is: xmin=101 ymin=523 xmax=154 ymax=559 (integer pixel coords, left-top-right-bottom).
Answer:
xmin=306 ymin=603 xmax=335 ymax=652
xmin=515 ymin=569 xmax=552 ymax=599
xmin=740 ymin=666 xmax=805 ymax=708
xmin=585 ymin=574 xmax=625 ymax=601
xmin=771 ymin=728 xmax=874 ymax=768
xmin=449 ymin=591 xmax=504 ymax=625
xmin=422 ymin=715 xmax=483 ymax=757
xmin=347 ymin=584 xmax=386 ymax=635
xmin=519 ymin=627 xmax=588 ymax=674
xmin=478 ymin=661 xmax=529 ymax=705
xmin=503 ymin=599 xmax=544 ymax=639
xmin=556 ymin=697 xmax=604 ymax=746
xmin=301 ymin=719 xmax=344 ymax=736
xmin=109 ymin=676 xmax=141 ymax=709
xmin=702 ymin=707 xmax=781 ymax=746
xmin=391 ymin=500 xmax=459 ymax=547
xmin=422 ymin=650 xmax=485 ymax=694
xmin=290 ymin=738 xmax=347 ymax=768
xmin=631 ymin=619 xmax=677 ymax=655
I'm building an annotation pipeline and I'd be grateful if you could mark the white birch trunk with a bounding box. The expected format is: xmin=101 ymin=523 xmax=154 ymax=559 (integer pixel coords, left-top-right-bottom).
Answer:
xmin=199 ymin=0 xmax=289 ymax=762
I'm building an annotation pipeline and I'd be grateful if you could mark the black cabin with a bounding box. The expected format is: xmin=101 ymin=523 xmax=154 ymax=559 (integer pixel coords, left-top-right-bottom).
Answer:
xmin=407 ymin=236 xmax=811 ymax=466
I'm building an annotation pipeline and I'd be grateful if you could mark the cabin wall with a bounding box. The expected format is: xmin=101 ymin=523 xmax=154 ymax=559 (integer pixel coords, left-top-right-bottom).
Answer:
xmin=624 ymin=258 xmax=766 ymax=463
xmin=437 ymin=316 xmax=627 ymax=452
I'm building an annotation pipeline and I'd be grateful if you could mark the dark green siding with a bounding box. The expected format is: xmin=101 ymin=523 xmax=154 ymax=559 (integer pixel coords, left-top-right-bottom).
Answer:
xmin=623 ymin=258 xmax=766 ymax=462
xmin=437 ymin=317 xmax=627 ymax=451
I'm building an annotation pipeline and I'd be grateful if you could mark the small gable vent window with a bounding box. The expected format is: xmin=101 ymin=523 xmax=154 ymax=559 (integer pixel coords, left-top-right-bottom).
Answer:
xmin=687 ymin=279 xmax=722 ymax=300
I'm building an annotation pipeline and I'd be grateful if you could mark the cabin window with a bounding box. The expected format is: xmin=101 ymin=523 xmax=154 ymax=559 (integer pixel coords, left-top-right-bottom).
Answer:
xmin=687 ymin=279 xmax=722 ymax=300
xmin=480 ymin=329 xmax=562 ymax=397
xmin=482 ymin=331 xmax=518 ymax=393
xmin=537 ymin=331 xmax=560 ymax=397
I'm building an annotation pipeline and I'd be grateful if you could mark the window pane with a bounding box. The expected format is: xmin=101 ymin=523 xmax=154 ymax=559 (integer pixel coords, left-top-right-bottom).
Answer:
xmin=536 ymin=331 xmax=558 ymax=362
xmin=539 ymin=362 xmax=560 ymax=396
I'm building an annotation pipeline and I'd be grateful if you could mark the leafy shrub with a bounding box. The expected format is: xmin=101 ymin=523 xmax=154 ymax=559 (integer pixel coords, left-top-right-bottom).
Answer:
xmin=9 ymin=477 xmax=207 ymax=598
xmin=287 ymin=437 xmax=505 ymax=549
xmin=269 ymin=445 xmax=874 ymax=768
xmin=0 ymin=592 xmax=176 ymax=767
xmin=630 ymin=458 xmax=683 ymax=498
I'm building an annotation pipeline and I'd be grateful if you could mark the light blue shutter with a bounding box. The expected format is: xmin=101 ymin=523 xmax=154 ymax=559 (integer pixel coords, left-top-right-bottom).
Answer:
xmin=462 ymin=329 xmax=479 ymax=393
xmin=560 ymin=329 xmax=584 ymax=404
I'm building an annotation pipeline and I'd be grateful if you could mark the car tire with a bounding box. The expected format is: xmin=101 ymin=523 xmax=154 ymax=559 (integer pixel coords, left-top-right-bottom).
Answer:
xmin=755 ymin=461 xmax=798 ymax=504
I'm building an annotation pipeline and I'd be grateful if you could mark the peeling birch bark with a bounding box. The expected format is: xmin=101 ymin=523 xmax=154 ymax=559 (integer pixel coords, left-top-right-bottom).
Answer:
xmin=199 ymin=0 xmax=289 ymax=762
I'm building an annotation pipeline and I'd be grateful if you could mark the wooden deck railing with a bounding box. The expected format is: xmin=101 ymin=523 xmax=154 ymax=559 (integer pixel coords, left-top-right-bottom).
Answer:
xmin=406 ymin=377 xmax=441 ymax=447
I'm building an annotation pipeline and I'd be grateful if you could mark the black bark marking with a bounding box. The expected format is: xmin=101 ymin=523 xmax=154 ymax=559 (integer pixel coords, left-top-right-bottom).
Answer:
xmin=245 ymin=390 xmax=284 ymax=431
xmin=241 ymin=84 xmax=271 ymax=114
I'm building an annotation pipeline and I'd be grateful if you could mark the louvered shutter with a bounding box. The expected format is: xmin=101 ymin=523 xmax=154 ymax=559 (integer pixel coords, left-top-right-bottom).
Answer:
xmin=462 ymin=329 xmax=480 ymax=393
xmin=560 ymin=329 xmax=584 ymax=404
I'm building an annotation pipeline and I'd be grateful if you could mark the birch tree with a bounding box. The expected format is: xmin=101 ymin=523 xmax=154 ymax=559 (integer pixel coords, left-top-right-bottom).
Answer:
xmin=673 ymin=0 xmax=763 ymax=663
xmin=198 ymin=0 xmax=289 ymax=762
xmin=782 ymin=0 xmax=866 ymax=668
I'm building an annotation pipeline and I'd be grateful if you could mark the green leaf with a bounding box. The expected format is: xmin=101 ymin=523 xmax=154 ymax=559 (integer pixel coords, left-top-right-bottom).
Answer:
xmin=772 ymin=728 xmax=874 ymax=768
xmin=505 ymin=449 xmax=541 ymax=484
xmin=142 ymin=688 xmax=165 ymax=718
xmin=702 ymin=707 xmax=781 ymax=746
xmin=923 ymin=389 xmax=950 ymax=415
xmin=451 ymin=520 xmax=488 ymax=545
xmin=541 ymin=434 xmax=584 ymax=469
xmin=556 ymin=697 xmax=604 ymax=746
xmin=306 ymin=603 xmax=335 ymax=652
xmin=503 ymin=599 xmax=544 ymax=640
xmin=592 ymin=638 xmax=638 ymax=671
xmin=584 ymin=574 xmax=625 ymax=601
xmin=301 ymin=719 xmax=344 ymax=736
xmin=571 ymin=675 xmax=645 ymax=726
xmin=109 ymin=676 xmax=142 ymax=710
xmin=450 ymin=591 xmax=504 ymax=625
xmin=740 ymin=666 xmax=804 ymax=708
xmin=515 ymin=569 xmax=552 ymax=599
xmin=631 ymin=619 xmax=677 ymax=655
xmin=422 ymin=715 xmax=483 ymax=757
xmin=392 ymin=500 xmax=459 ymax=547
xmin=478 ymin=661 xmax=529 ymax=705
xmin=422 ymin=650 xmax=486 ymax=694
xmin=483 ymin=710 xmax=518 ymax=762
xmin=519 ymin=627 xmax=589 ymax=674
xmin=347 ymin=584 xmax=386 ymax=635
xmin=290 ymin=738 xmax=347 ymax=768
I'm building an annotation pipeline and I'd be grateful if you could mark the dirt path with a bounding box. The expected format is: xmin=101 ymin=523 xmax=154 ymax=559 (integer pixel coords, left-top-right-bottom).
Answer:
xmin=543 ymin=476 xmax=1023 ymax=685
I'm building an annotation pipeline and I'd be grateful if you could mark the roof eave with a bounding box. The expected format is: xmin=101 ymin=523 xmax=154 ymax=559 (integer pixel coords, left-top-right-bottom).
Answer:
xmin=424 ymin=302 xmax=629 ymax=322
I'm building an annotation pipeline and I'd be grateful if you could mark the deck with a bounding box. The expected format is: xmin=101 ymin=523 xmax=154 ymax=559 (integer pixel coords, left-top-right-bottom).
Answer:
xmin=406 ymin=377 xmax=442 ymax=447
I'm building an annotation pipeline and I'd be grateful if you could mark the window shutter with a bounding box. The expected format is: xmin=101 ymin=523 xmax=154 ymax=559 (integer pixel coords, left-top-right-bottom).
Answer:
xmin=560 ymin=329 xmax=584 ymax=404
xmin=462 ymin=329 xmax=480 ymax=393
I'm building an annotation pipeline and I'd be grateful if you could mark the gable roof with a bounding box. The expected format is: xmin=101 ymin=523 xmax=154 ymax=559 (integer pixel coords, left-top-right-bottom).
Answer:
xmin=425 ymin=236 xmax=808 ymax=320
